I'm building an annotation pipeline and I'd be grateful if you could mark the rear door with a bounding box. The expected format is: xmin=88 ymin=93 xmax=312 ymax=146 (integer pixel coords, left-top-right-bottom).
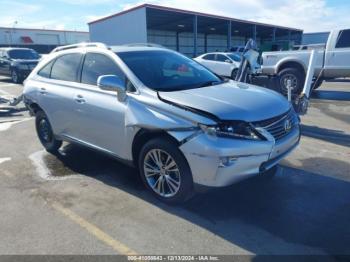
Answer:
xmin=324 ymin=29 xmax=350 ymax=78
xmin=37 ymin=52 xmax=83 ymax=137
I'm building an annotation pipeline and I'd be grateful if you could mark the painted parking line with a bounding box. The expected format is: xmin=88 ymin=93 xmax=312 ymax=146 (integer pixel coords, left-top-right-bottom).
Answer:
xmin=0 ymin=157 xmax=11 ymax=165
xmin=51 ymin=201 xmax=138 ymax=255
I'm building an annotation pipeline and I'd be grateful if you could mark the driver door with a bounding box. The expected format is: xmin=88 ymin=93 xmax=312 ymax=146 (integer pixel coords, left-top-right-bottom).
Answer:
xmin=71 ymin=52 xmax=130 ymax=159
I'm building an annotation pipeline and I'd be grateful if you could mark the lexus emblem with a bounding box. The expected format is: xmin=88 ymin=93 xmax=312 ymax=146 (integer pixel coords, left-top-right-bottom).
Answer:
xmin=284 ymin=119 xmax=292 ymax=132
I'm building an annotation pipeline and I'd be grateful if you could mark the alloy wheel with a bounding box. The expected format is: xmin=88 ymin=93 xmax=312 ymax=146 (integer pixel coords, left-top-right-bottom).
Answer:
xmin=143 ymin=149 xmax=181 ymax=198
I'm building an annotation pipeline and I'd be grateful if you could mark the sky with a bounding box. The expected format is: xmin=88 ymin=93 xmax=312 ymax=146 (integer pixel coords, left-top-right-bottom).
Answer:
xmin=0 ymin=0 xmax=348 ymax=32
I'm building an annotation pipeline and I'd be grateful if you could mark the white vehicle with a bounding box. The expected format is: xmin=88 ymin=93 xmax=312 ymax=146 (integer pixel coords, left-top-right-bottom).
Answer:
xmin=261 ymin=29 xmax=350 ymax=94
xmin=194 ymin=52 xmax=241 ymax=79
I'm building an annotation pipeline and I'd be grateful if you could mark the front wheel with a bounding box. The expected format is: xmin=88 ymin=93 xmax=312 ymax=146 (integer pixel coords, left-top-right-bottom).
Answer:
xmin=35 ymin=110 xmax=62 ymax=154
xmin=138 ymin=137 xmax=194 ymax=204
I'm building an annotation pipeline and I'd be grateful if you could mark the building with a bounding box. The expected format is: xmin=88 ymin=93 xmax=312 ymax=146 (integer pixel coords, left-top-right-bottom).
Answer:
xmin=89 ymin=4 xmax=303 ymax=57
xmin=0 ymin=27 xmax=89 ymax=53
xmin=302 ymin=32 xmax=329 ymax=45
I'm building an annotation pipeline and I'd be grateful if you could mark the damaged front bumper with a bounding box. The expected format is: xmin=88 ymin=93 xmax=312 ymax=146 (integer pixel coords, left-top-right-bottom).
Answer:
xmin=179 ymin=126 xmax=300 ymax=188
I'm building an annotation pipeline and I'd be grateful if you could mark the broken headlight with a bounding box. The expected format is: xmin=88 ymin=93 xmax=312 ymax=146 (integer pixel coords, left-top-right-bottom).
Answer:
xmin=199 ymin=122 xmax=263 ymax=140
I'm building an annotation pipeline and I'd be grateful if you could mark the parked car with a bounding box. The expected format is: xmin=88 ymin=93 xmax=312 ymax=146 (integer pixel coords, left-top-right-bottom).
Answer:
xmin=194 ymin=52 xmax=241 ymax=79
xmin=23 ymin=43 xmax=300 ymax=203
xmin=0 ymin=48 xmax=40 ymax=83
xmin=261 ymin=29 xmax=350 ymax=94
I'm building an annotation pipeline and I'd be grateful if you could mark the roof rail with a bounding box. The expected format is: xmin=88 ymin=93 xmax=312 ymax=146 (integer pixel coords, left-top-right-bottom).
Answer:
xmin=122 ymin=43 xmax=166 ymax=48
xmin=51 ymin=42 xmax=108 ymax=53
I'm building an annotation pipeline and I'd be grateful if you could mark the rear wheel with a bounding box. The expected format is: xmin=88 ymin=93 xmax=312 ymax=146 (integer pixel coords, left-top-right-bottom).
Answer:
xmin=278 ymin=68 xmax=305 ymax=96
xmin=35 ymin=110 xmax=62 ymax=154
xmin=138 ymin=137 xmax=194 ymax=204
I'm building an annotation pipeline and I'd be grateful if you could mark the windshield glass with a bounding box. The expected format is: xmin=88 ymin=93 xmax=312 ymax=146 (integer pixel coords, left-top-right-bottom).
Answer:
xmin=227 ymin=53 xmax=242 ymax=62
xmin=8 ymin=49 xmax=40 ymax=60
xmin=117 ymin=50 xmax=223 ymax=91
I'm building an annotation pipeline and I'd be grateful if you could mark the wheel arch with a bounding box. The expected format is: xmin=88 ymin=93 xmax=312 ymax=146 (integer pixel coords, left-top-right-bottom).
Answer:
xmin=277 ymin=60 xmax=306 ymax=75
xmin=132 ymin=129 xmax=180 ymax=167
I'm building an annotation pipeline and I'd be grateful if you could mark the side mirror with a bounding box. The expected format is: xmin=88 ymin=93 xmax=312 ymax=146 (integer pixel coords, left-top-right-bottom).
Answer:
xmin=98 ymin=75 xmax=126 ymax=101
xmin=225 ymin=59 xmax=232 ymax=63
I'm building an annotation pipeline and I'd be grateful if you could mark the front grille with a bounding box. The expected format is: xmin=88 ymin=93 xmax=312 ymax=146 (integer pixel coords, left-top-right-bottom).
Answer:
xmin=253 ymin=109 xmax=299 ymax=141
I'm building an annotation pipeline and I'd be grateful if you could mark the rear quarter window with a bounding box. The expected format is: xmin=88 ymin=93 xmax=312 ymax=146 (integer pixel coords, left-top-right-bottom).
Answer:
xmin=38 ymin=60 xmax=54 ymax=78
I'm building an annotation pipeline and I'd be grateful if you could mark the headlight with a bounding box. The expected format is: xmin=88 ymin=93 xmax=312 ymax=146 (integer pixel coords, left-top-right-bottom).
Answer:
xmin=17 ymin=64 xmax=30 ymax=70
xmin=199 ymin=122 xmax=263 ymax=140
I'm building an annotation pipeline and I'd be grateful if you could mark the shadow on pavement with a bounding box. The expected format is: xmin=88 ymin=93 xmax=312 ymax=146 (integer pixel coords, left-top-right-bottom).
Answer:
xmin=42 ymin=143 xmax=350 ymax=256
xmin=301 ymin=124 xmax=350 ymax=147
xmin=311 ymin=90 xmax=350 ymax=102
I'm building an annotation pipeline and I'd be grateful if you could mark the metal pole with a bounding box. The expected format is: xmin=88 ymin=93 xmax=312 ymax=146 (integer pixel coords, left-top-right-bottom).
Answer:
xmin=253 ymin=25 xmax=257 ymax=42
xmin=193 ymin=15 xmax=198 ymax=57
xmin=272 ymin=28 xmax=276 ymax=42
xmin=176 ymin=31 xmax=179 ymax=52
xmin=227 ymin=20 xmax=232 ymax=50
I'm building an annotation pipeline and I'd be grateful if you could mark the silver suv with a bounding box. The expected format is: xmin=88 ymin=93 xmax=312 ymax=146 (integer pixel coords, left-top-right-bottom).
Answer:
xmin=23 ymin=43 xmax=300 ymax=203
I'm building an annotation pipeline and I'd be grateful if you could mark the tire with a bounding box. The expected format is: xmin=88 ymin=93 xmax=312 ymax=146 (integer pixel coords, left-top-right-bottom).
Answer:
xmin=35 ymin=110 xmax=62 ymax=154
xmin=278 ymin=68 xmax=305 ymax=96
xmin=138 ymin=137 xmax=194 ymax=204
xmin=231 ymin=68 xmax=238 ymax=80
xmin=11 ymin=70 xmax=22 ymax=84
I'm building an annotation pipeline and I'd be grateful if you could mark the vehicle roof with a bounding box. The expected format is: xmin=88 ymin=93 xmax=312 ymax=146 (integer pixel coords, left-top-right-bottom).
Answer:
xmin=199 ymin=52 xmax=239 ymax=55
xmin=110 ymin=45 xmax=172 ymax=53
xmin=0 ymin=47 xmax=35 ymax=51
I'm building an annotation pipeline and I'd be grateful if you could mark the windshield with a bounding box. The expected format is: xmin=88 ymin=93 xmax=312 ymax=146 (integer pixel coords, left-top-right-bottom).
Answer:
xmin=226 ymin=53 xmax=242 ymax=62
xmin=117 ymin=50 xmax=223 ymax=91
xmin=8 ymin=49 xmax=40 ymax=60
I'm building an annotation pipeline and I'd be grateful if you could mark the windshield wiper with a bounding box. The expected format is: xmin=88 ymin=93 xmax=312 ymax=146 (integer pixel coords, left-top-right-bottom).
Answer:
xmin=197 ymin=80 xmax=223 ymax=88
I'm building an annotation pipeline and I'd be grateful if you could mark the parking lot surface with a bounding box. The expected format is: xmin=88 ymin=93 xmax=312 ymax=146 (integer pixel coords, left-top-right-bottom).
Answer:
xmin=0 ymin=76 xmax=349 ymax=257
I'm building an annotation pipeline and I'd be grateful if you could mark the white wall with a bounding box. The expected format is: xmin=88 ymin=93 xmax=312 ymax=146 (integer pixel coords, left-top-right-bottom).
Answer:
xmin=89 ymin=7 xmax=147 ymax=45
xmin=0 ymin=27 xmax=89 ymax=46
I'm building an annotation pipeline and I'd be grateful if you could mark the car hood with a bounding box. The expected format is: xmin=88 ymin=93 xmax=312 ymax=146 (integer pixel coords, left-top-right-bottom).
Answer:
xmin=158 ymin=81 xmax=290 ymax=122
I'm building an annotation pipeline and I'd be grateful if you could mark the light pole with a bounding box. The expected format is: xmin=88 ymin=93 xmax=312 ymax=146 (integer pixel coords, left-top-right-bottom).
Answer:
xmin=10 ymin=21 xmax=18 ymax=46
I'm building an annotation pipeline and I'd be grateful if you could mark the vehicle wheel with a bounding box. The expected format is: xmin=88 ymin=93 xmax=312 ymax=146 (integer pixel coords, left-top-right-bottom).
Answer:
xmin=11 ymin=70 xmax=21 ymax=84
xmin=278 ymin=68 xmax=305 ymax=96
xmin=35 ymin=110 xmax=62 ymax=153
xmin=231 ymin=68 xmax=238 ymax=80
xmin=138 ymin=137 xmax=194 ymax=204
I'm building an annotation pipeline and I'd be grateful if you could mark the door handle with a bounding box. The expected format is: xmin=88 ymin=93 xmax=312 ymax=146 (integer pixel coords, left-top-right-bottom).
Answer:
xmin=74 ymin=94 xmax=85 ymax=104
xmin=39 ymin=87 xmax=47 ymax=94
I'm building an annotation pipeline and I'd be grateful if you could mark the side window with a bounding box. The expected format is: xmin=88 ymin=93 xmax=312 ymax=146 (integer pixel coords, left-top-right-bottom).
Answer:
xmin=202 ymin=54 xmax=215 ymax=60
xmin=216 ymin=54 xmax=228 ymax=62
xmin=81 ymin=53 xmax=126 ymax=87
xmin=38 ymin=60 xmax=54 ymax=78
xmin=336 ymin=29 xmax=350 ymax=48
xmin=51 ymin=53 xmax=83 ymax=82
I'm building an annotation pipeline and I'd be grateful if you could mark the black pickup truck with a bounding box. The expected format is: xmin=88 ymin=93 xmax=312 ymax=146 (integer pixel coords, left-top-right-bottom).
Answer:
xmin=0 ymin=48 xmax=40 ymax=83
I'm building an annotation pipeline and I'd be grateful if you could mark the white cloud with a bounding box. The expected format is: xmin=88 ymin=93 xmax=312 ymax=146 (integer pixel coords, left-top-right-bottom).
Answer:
xmin=120 ymin=0 xmax=349 ymax=32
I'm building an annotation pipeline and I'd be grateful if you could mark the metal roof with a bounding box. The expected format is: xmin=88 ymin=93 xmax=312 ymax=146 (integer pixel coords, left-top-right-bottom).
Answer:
xmin=88 ymin=3 xmax=302 ymax=32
